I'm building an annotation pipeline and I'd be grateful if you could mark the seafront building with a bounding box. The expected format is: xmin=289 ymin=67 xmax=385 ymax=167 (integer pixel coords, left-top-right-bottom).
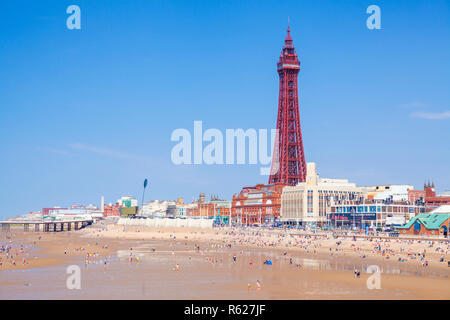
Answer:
xmin=364 ymin=185 xmax=414 ymax=202
xmin=422 ymin=183 xmax=450 ymax=209
xmin=141 ymin=200 xmax=176 ymax=218
xmin=176 ymin=204 xmax=187 ymax=218
xmin=102 ymin=195 xmax=139 ymax=218
xmin=42 ymin=207 xmax=67 ymax=216
xmin=281 ymin=163 xmax=366 ymax=227
xmin=365 ymin=183 xmax=450 ymax=211
xmin=187 ymin=194 xmax=232 ymax=224
xmin=231 ymin=184 xmax=284 ymax=225
xmin=104 ymin=203 xmax=120 ymax=217
xmin=398 ymin=205 xmax=450 ymax=237
xmin=328 ymin=199 xmax=426 ymax=228
xmin=28 ymin=204 xmax=103 ymax=221
xmin=117 ymin=196 xmax=138 ymax=208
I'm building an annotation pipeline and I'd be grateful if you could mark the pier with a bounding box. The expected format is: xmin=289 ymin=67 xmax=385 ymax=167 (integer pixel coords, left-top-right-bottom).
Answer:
xmin=0 ymin=219 xmax=93 ymax=233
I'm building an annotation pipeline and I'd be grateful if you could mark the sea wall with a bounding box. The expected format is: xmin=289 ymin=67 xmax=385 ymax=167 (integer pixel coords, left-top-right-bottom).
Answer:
xmin=117 ymin=218 xmax=214 ymax=229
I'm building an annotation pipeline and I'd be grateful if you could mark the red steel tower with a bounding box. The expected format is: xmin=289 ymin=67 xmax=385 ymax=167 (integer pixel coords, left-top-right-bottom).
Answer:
xmin=269 ymin=26 xmax=307 ymax=186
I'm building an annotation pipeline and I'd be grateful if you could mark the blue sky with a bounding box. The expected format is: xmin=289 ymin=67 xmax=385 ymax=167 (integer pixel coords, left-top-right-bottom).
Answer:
xmin=0 ymin=0 xmax=449 ymax=219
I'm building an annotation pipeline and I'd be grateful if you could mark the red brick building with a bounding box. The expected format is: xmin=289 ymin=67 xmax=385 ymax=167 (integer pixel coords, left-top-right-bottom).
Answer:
xmin=187 ymin=201 xmax=231 ymax=218
xmin=424 ymin=182 xmax=450 ymax=208
xmin=408 ymin=190 xmax=425 ymax=204
xmin=104 ymin=203 xmax=120 ymax=217
xmin=186 ymin=194 xmax=231 ymax=223
xmin=231 ymin=183 xmax=285 ymax=225
xmin=398 ymin=210 xmax=450 ymax=237
xmin=407 ymin=182 xmax=450 ymax=212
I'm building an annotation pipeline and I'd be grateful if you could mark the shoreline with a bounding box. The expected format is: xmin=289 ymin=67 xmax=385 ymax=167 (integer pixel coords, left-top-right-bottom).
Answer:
xmin=83 ymin=224 xmax=450 ymax=271
xmin=1 ymin=223 xmax=449 ymax=299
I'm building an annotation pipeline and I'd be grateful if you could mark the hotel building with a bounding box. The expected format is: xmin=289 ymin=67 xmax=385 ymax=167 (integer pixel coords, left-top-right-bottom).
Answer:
xmin=281 ymin=163 xmax=366 ymax=226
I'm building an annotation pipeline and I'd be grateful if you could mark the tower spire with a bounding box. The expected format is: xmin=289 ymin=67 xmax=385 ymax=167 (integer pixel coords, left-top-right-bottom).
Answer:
xmin=285 ymin=23 xmax=293 ymax=44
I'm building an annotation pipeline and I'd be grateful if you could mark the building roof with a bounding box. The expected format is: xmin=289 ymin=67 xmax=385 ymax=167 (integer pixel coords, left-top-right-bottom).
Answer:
xmin=399 ymin=213 xmax=450 ymax=230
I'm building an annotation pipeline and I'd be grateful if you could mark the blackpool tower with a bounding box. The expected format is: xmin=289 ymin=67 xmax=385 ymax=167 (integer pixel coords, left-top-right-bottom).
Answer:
xmin=269 ymin=26 xmax=307 ymax=186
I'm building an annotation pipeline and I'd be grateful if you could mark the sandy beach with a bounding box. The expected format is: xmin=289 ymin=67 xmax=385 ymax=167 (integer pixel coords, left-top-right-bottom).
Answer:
xmin=1 ymin=222 xmax=449 ymax=299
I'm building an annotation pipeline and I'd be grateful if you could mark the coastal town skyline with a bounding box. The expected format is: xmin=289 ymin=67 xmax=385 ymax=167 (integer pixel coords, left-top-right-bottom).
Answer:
xmin=1 ymin=1 xmax=450 ymax=305
xmin=1 ymin=0 xmax=450 ymax=220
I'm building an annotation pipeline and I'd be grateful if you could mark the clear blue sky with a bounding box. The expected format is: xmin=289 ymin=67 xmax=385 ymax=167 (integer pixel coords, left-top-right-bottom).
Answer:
xmin=0 ymin=0 xmax=449 ymax=219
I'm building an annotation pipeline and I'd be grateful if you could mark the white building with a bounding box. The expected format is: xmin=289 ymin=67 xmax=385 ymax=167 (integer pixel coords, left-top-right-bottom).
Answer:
xmin=368 ymin=185 xmax=414 ymax=202
xmin=141 ymin=200 xmax=176 ymax=218
xmin=46 ymin=207 xmax=94 ymax=221
xmin=117 ymin=196 xmax=138 ymax=208
xmin=281 ymin=162 xmax=366 ymax=226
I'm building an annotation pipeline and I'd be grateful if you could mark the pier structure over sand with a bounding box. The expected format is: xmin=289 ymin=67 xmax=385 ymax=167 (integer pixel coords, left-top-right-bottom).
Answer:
xmin=0 ymin=218 xmax=93 ymax=233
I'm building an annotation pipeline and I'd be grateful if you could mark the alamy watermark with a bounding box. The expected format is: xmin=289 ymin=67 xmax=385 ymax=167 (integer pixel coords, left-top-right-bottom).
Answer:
xmin=366 ymin=265 xmax=382 ymax=289
xmin=366 ymin=5 xmax=381 ymax=30
xmin=170 ymin=121 xmax=279 ymax=176
xmin=66 ymin=5 xmax=81 ymax=30
xmin=66 ymin=265 xmax=81 ymax=289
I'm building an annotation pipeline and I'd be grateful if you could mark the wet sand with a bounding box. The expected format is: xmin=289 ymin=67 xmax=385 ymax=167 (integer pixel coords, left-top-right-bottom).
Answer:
xmin=1 ymin=223 xmax=449 ymax=299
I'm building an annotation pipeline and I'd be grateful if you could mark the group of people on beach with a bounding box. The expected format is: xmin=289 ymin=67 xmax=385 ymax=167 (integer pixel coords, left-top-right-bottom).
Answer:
xmin=79 ymin=224 xmax=450 ymax=294
xmin=0 ymin=242 xmax=30 ymax=268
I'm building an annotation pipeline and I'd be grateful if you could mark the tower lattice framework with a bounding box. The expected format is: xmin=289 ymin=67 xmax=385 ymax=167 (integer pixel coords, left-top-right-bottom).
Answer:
xmin=269 ymin=26 xmax=306 ymax=186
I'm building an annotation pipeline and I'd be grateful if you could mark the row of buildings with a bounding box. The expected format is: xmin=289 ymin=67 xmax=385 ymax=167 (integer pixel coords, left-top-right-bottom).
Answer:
xmin=104 ymin=162 xmax=450 ymax=230
xmin=31 ymin=162 xmax=450 ymax=232
xmin=230 ymin=162 xmax=450 ymax=229
xmin=109 ymin=162 xmax=448 ymax=230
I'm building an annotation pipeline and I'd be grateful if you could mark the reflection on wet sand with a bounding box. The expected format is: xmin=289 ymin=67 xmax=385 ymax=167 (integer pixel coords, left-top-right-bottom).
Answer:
xmin=1 ymin=228 xmax=449 ymax=299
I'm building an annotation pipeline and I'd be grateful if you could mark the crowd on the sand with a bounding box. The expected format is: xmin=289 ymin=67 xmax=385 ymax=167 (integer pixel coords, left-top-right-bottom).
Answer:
xmin=83 ymin=224 xmax=450 ymax=271
xmin=105 ymin=227 xmax=450 ymax=291
xmin=112 ymin=228 xmax=450 ymax=277
xmin=169 ymin=228 xmax=450 ymax=269
xmin=0 ymin=232 xmax=112 ymax=271
xmin=2 ymin=226 xmax=450 ymax=277
xmin=0 ymin=242 xmax=31 ymax=268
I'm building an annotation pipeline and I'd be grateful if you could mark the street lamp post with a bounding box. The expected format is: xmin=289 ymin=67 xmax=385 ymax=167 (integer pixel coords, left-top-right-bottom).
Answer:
xmin=141 ymin=178 xmax=148 ymax=217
